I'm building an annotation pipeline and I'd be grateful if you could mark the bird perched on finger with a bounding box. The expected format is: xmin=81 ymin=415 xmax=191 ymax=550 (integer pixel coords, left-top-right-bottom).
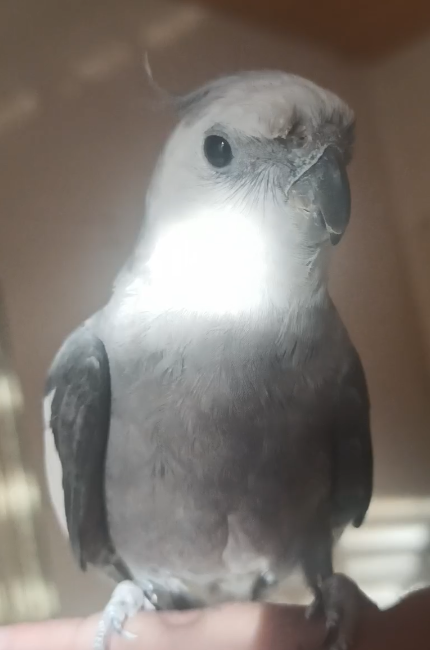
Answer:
xmin=44 ymin=70 xmax=373 ymax=650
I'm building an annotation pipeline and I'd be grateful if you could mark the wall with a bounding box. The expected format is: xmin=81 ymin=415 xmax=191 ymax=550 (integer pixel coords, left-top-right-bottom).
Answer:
xmin=369 ymin=39 xmax=430 ymax=365
xmin=0 ymin=0 xmax=429 ymax=616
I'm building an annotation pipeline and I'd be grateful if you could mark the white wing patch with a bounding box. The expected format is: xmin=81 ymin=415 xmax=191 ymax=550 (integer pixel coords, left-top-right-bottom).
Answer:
xmin=43 ymin=390 xmax=68 ymax=537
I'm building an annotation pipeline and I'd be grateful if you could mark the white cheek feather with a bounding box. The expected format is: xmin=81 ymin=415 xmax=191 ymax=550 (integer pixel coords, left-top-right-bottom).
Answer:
xmin=43 ymin=390 xmax=68 ymax=537
xmin=118 ymin=207 xmax=325 ymax=326
xmin=140 ymin=211 xmax=269 ymax=316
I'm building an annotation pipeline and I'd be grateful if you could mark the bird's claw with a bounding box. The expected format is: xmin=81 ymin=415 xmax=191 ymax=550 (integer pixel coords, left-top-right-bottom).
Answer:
xmin=117 ymin=628 xmax=137 ymax=641
xmin=307 ymin=573 xmax=376 ymax=650
xmin=94 ymin=580 xmax=156 ymax=650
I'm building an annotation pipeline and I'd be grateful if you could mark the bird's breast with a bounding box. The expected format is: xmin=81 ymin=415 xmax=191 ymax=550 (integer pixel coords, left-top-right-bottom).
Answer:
xmin=100 ymin=308 xmax=339 ymax=602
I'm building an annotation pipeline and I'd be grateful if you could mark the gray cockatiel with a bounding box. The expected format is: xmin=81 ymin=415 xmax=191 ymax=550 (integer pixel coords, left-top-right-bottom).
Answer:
xmin=44 ymin=71 xmax=373 ymax=650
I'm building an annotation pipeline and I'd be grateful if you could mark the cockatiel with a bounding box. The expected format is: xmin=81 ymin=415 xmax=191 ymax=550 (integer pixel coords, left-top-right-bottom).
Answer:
xmin=44 ymin=71 xmax=373 ymax=650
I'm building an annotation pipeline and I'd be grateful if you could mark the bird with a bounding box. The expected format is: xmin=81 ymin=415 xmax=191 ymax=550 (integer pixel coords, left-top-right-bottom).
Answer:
xmin=43 ymin=70 xmax=373 ymax=650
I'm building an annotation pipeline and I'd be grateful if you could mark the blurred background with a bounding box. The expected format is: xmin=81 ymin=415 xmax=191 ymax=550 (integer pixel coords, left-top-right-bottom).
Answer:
xmin=1 ymin=0 xmax=430 ymax=619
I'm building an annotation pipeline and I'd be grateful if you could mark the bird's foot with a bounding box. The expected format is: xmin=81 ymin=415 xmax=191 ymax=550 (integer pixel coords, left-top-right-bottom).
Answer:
xmin=306 ymin=573 xmax=376 ymax=650
xmin=94 ymin=580 xmax=157 ymax=650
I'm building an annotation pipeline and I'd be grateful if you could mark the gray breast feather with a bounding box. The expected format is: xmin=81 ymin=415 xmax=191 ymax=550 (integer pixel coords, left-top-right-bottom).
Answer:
xmin=44 ymin=304 xmax=372 ymax=604
xmin=97 ymin=305 xmax=371 ymax=600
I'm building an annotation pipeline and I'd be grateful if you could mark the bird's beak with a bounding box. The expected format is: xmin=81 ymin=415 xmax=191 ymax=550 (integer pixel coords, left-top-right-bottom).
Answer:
xmin=292 ymin=146 xmax=351 ymax=245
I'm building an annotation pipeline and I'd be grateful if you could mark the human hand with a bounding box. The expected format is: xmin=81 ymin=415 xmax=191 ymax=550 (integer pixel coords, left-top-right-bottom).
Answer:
xmin=0 ymin=602 xmax=330 ymax=650
xmin=1 ymin=588 xmax=429 ymax=650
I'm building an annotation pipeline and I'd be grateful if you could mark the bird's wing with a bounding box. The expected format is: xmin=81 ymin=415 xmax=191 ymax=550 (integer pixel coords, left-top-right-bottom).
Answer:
xmin=331 ymin=349 xmax=373 ymax=529
xmin=44 ymin=325 xmax=119 ymax=572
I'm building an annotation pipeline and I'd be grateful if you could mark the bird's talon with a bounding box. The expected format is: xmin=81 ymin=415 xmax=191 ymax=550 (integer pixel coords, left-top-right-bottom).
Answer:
xmin=147 ymin=591 xmax=158 ymax=606
xmin=93 ymin=580 xmax=155 ymax=650
xmin=308 ymin=574 xmax=370 ymax=650
xmin=326 ymin=612 xmax=341 ymax=630
xmin=328 ymin=638 xmax=348 ymax=650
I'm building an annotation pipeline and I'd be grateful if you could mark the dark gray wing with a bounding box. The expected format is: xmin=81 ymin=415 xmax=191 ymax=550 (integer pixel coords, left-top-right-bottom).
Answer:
xmin=331 ymin=349 xmax=373 ymax=529
xmin=46 ymin=325 xmax=119 ymax=572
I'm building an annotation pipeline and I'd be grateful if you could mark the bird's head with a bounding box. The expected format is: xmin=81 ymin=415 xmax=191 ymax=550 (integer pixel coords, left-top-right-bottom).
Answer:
xmin=135 ymin=72 xmax=355 ymax=314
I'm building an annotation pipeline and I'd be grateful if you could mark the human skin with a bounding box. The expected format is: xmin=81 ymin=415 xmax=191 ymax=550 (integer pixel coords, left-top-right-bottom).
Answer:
xmin=0 ymin=587 xmax=428 ymax=650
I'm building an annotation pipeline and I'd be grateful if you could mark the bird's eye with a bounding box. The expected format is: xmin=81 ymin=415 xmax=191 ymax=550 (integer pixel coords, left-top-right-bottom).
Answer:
xmin=204 ymin=135 xmax=233 ymax=168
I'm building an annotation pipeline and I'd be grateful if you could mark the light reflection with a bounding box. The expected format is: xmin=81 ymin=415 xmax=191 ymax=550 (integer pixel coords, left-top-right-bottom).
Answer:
xmin=0 ymin=4 xmax=209 ymax=140
xmin=338 ymin=497 xmax=430 ymax=607
xmin=357 ymin=583 xmax=405 ymax=609
xmin=340 ymin=522 xmax=429 ymax=552
xmin=271 ymin=497 xmax=430 ymax=609
xmin=72 ymin=43 xmax=132 ymax=82
xmin=366 ymin=496 xmax=430 ymax=521
xmin=0 ymin=91 xmax=40 ymax=136
xmin=0 ymin=374 xmax=23 ymax=415
xmin=0 ymin=470 xmax=41 ymax=520
xmin=7 ymin=577 xmax=59 ymax=621
xmin=345 ymin=553 xmax=420 ymax=581
xmin=140 ymin=5 xmax=207 ymax=49
xmin=144 ymin=213 xmax=267 ymax=315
